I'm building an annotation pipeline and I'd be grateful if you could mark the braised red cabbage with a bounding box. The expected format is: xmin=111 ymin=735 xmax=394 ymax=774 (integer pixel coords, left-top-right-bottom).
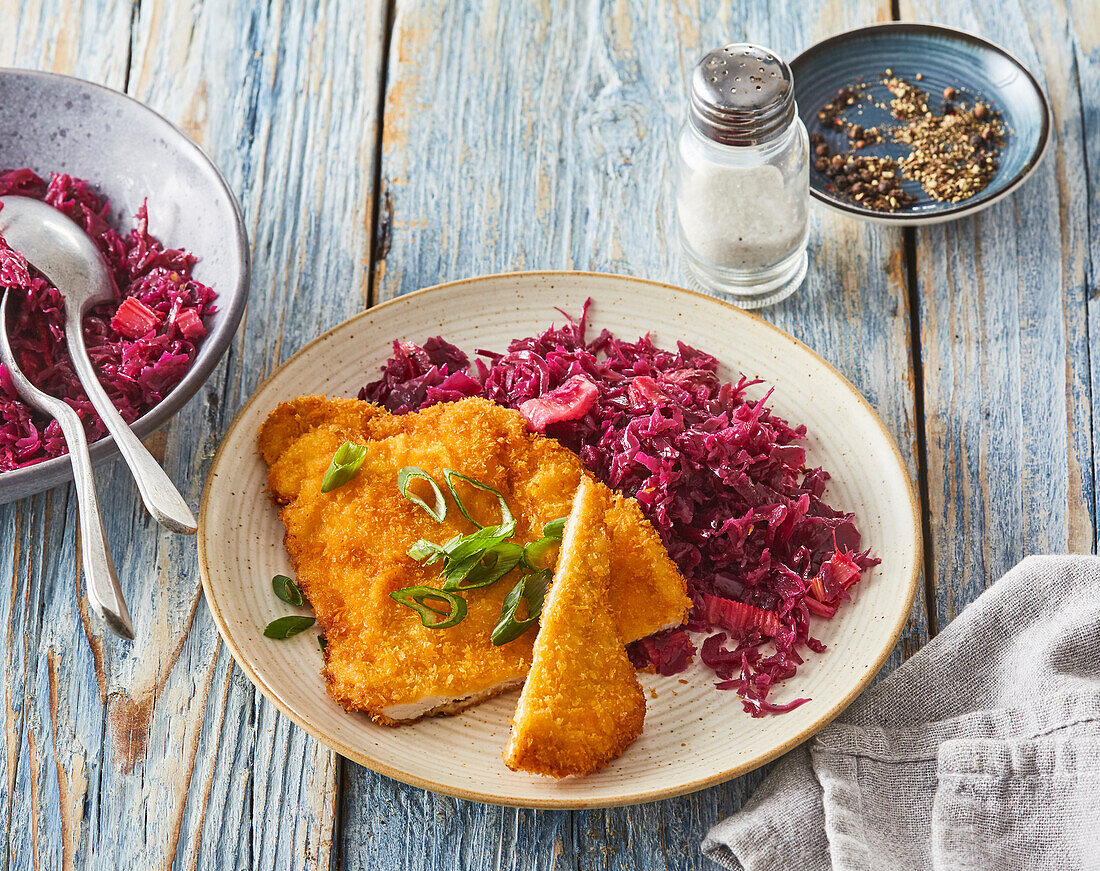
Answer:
xmin=0 ymin=170 xmax=216 ymax=471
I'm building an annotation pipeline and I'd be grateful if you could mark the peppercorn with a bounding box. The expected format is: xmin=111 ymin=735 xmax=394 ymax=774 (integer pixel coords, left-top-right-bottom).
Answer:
xmin=973 ymin=102 xmax=989 ymax=120
xmin=943 ymin=86 xmax=957 ymax=100
xmin=814 ymin=157 xmax=828 ymax=172
xmin=850 ymin=124 xmax=864 ymax=140
xmin=814 ymin=143 xmax=829 ymax=156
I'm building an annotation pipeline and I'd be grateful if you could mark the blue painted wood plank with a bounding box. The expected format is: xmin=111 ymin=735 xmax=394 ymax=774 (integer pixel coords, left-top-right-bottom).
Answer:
xmin=344 ymin=2 xmax=928 ymax=869
xmin=1 ymin=8 xmax=135 ymax=871
xmin=900 ymin=0 xmax=1097 ymax=629
xmin=0 ymin=1 xmax=386 ymax=869
xmin=1078 ymin=6 xmax=1100 ymax=540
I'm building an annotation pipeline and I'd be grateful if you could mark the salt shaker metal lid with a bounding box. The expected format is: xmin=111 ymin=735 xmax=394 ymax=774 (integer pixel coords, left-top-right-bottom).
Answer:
xmin=689 ymin=44 xmax=795 ymax=146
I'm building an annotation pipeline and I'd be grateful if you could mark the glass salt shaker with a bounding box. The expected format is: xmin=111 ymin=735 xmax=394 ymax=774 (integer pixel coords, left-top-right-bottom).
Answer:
xmin=675 ymin=44 xmax=809 ymax=308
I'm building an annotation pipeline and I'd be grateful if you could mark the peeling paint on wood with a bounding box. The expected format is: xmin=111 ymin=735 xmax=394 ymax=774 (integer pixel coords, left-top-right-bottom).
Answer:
xmin=903 ymin=0 xmax=1097 ymax=629
xmin=1 ymin=1 xmax=384 ymax=869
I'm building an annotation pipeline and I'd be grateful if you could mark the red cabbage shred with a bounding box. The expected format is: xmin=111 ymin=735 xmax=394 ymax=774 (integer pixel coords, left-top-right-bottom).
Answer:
xmin=0 ymin=170 xmax=216 ymax=472
xmin=361 ymin=302 xmax=879 ymax=716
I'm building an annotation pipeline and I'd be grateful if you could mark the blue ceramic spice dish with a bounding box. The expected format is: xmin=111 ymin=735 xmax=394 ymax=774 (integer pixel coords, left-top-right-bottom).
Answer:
xmin=791 ymin=23 xmax=1051 ymax=225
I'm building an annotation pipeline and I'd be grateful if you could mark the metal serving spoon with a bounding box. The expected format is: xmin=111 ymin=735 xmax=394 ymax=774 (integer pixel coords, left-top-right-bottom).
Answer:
xmin=0 ymin=196 xmax=197 ymax=535
xmin=0 ymin=290 xmax=134 ymax=639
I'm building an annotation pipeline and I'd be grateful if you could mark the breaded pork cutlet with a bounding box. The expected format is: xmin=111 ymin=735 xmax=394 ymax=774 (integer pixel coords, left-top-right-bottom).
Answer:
xmin=258 ymin=395 xmax=689 ymax=725
xmin=504 ymin=477 xmax=645 ymax=777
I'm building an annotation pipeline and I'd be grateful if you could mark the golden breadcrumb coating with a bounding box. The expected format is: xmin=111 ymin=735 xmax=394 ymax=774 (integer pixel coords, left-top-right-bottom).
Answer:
xmin=257 ymin=395 xmax=689 ymax=726
xmin=504 ymin=477 xmax=646 ymax=777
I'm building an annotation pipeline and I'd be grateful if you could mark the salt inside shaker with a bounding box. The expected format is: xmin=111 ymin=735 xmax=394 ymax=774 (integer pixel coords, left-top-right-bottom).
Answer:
xmin=675 ymin=44 xmax=809 ymax=308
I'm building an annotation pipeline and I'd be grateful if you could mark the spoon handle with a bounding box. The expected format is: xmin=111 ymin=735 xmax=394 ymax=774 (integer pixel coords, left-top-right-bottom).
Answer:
xmin=64 ymin=308 xmax=198 ymax=535
xmin=49 ymin=394 xmax=135 ymax=640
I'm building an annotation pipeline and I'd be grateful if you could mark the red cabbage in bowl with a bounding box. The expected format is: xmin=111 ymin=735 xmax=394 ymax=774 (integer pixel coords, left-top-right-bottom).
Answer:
xmin=361 ymin=302 xmax=878 ymax=716
xmin=0 ymin=170 xmax=216 ymax=472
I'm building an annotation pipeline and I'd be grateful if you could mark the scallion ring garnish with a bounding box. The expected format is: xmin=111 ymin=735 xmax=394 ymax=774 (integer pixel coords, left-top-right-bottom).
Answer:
xmin=491 ymin=570 xmax=551 ymax=646
xmin=272 ymin=574 xmax=304 ymax=606
xmin=542 ymin=516 xmax=567 ymax=539
xmin=408 ymin=538 xmax=447 ymax=563
xmin=443 ymin=542 xmax=524 ymax=591
xmin=521 ymin=536 xmax=559 ymax=571
xmin=390 ymin=586 xmax=468 ymax=629
xmin=442 ymin=469 xmax=514 ymax=535
xmin=321 ymin=441 xmax=369 ymax=492
xmin=264 ymin=615 xmax=316 ymax=638
xmin=397 ymin=466 xmax=447 ymax=522
xmin=441 ymin=525 xmax=511 ymax=564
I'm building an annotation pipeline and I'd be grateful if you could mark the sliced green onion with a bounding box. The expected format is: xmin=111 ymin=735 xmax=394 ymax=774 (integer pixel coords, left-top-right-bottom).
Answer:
xmin=264 ymin=615 xmax=316 ymax=639
xmin=542 ymin=516 xmax=567 ymax=539
xmin=491 ymin=570 xmax=552 ymax=646
xmin=390 ymin=586 xmax=468 ymax=629
xmin=321 ymin=441 xmax=368 ymax=492
xmin=408 ymin=538 xmax=447 ymax=563
xmin=441 ymin=525 xmax=512 ymax=565
xmin=522 ymin=536 xmax=559 ymax=571
xmin=397 ymin=467 xmax=447 ymax=522
xmin=443 ymin=542 xmax=524 ymax=591
xmin=318 ymin=635 xmax=328 ymax=653
xmin=272 ymin=574 xmax=304 ymax=607
xmin=443 ymin=469 xmax=514 ymax=535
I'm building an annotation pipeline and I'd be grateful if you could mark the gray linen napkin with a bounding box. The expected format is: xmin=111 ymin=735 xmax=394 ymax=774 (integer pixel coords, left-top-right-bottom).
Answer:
xmin=702 ymin=555 xmax=1100 ymax=871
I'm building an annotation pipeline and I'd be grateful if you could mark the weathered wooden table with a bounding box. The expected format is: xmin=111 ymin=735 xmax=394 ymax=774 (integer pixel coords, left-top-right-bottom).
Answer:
xmin=2 ymin=0 xmax=1096 ymax=867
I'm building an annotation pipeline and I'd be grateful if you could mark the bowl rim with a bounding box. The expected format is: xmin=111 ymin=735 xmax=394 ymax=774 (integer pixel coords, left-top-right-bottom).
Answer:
xmin=197 ymin=269 xmax=924 ymax=808
xmin=792 ymin=20 xmax=1052 ymax=226
xmin=0 ymin=67 xmax=251 ymax=500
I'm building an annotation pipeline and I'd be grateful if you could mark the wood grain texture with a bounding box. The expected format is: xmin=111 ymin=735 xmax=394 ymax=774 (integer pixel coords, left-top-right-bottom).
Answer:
xmin=3 ymin=0 xmax=1094 ymax=867
xmin=900 ymin=0 xmax=1098 ymax=630
xmin=349 ymin=1 xmax=928 ymax=868
xmin=0 ymin=8 xmax=135 ymax=871
xmin=0 ymin=1 xmax=384 ymax=868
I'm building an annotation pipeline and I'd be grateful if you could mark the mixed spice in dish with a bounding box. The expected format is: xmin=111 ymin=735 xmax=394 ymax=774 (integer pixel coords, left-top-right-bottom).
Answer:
xmin=812 ymin=70 xmax=1006 ymax=212
xmin=0 ymin=169 xmax=216 ymax=471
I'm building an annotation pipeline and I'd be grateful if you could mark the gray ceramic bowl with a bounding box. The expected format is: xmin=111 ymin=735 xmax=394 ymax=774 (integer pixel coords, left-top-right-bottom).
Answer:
xmin=0 ymin=69 xmax=249 ymax=503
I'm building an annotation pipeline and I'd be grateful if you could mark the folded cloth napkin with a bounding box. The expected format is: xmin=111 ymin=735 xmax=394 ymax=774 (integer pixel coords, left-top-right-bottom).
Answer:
xmin=702 ymin=555 xmax=1100 ymax=871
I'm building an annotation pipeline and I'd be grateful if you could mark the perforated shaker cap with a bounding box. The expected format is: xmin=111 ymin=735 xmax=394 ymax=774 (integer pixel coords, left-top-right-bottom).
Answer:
xmin=689 ymin=44 xmax=795 ymax=146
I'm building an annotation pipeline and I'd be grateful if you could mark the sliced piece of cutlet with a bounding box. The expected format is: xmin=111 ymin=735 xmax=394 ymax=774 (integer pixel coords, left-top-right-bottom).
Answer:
xmin=258 ymin=395 xmax=689 ymax=726
xmin=504 ymin=476 xmax=646 ymax=777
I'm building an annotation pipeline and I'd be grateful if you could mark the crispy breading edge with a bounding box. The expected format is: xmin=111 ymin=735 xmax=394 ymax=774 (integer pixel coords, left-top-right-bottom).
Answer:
xmin=503 ymin=477 xmax=646 ymax=777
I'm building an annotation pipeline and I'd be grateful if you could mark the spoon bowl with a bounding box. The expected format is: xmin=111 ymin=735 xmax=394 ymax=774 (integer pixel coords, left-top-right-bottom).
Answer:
xmin=0 ymin=196 xmax=116 ymax=309
xmin=0 ymin=195 xmax=197 ymax=533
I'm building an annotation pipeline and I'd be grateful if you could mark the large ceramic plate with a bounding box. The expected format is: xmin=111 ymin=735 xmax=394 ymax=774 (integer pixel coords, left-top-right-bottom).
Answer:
xmin=199 ymin=271 xmax=920 ymax=807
